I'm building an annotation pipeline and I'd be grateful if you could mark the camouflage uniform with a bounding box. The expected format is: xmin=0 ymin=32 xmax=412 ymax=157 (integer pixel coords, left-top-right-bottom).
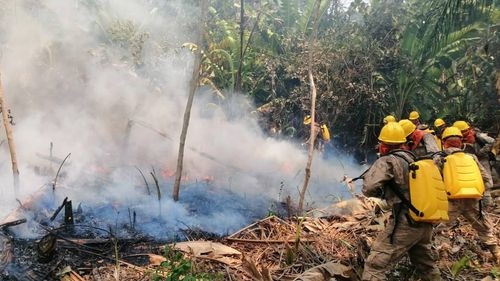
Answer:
xmin=463 ymin=132 xmax=495 ymax=205
xmin=413 ymin=133 xmax=440 ymax=158
xmin=435 ymin=147 xmax=499 ymax=260
xmin=361 ymin=150 xmax=441 ymax=281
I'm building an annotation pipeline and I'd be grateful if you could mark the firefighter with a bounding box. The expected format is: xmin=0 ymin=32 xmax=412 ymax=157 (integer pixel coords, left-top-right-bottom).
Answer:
xmin=303 ymin=115 xmax=330 ymax=153
xmin=383 ymin=115 xmax=396 ymax=124
xmin=453 ymin=120 xmax=495 ymax=205
xmin=434 ymin=118 xmax=446 ymax=139
xmin=432 ymin=118 xmax=446 ymax=150
xmin=361 ymin=122 xmax=442 ymax=281
xmin=408 ymin=111 xmax=429 ymax=129
xmin=435 ymin=127 xmax=499 ymax=263
xmin=409 ymin=111 xmax=420 ymax=126
xmin=453 ymin=121 xmax=494 ymax=165
xmin=398 ymin=119 xmax=439 ymax=157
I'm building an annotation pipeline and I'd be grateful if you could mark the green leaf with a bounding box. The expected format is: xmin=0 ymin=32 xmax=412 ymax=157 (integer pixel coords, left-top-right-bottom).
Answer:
xmin=451 ymin=256 xmax=471 ymax=277
xmin=491 ymin=267 xmax=500 ymax=278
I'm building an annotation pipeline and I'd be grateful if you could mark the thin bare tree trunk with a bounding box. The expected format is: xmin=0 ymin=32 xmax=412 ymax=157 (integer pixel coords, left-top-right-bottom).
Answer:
xmin=172 ymin=0 xmax=208 ymax=202
xmin=0 ymin=72 xmax=19 ymax=193
xmin=241 ymin=3 xmax=263 ymax=65
xmin=297 ymin=0 xmax=322 ymax=216
xmin=235 ymin=0 xmax=245 ymax=92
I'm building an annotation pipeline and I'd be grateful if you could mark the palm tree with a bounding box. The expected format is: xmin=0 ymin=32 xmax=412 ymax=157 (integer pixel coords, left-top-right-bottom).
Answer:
xmin=387 ymin=0 xmax=494 ymax=119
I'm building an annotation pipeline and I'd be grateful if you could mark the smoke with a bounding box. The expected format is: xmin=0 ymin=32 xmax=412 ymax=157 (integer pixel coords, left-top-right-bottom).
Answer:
xmin=0 ymin=0 xmax=362 ymax=239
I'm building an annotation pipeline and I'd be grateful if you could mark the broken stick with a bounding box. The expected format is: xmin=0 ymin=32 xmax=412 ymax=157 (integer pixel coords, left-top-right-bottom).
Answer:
xmin=0 ymin=218 xmax=27 ymax=229
xmin=50 ymin=197 xmax=68 ymax=221
xmin=52 ymin=153 xmax=71 ymax=191
xmin=135 ymin=166 xmax=151 ymax=195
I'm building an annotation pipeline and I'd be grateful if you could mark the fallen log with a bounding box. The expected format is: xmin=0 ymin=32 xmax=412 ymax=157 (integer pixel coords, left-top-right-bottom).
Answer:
xmin=0 ymin=218 xmax=27 ymax=229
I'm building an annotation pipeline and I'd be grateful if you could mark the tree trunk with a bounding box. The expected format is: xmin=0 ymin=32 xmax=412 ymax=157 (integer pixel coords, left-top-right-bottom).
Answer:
xmin=235 ymin=0 xmax=245 ymax=92
xmin=0 ymin=72 xmax=19 ymax=193
xmin=172 ymin=0 xmax=208 ymax=201
xmin=297 ymin=0 xmax=322 ymax=216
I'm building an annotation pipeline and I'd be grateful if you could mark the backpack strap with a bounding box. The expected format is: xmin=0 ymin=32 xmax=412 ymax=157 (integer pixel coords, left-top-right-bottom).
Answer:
xmin=351 ymin=167 xmax=371 ymax=182
xmin=351 ymin=150 xmax=416 ymax=182
xmin=478 ymin=199 xmax=483 ymax=219
xmin=386 ymin=149 xmax=417 ymax=162
xmin=384 ymin=151 xmax=424 ymax=218
xmin=384 ymin=152 xmax=424 ymax=243
xmin=387 ymin=180 xmax=424 ymax=218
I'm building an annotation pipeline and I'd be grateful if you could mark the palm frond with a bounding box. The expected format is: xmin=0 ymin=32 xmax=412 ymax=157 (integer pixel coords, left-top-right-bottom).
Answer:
xmin=427 ymin=0 xmax=492 ymax=51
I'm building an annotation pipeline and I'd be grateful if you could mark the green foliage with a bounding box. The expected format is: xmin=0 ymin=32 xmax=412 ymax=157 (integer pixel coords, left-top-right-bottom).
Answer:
xmin=215 ymin=0 xmax=499 ymax=150
xmin=86 ymin=0 xmax=498 ymax=151
xmin=152 ymin=246 xmax=223 ymax=281
xmin=388 ymin=0 xmax=497 ymax=124
xmin=450 ymin=255 xmax=471 ymax=278
xmin=76 ymin=0 xmax=499 ymax=151
xmin=491 ymin=267 xmax=500 ymax=278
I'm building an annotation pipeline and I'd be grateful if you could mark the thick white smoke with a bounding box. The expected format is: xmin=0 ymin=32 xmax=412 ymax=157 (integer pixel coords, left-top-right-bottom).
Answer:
xmin=0 ymin=0 xmax=362 ymax=239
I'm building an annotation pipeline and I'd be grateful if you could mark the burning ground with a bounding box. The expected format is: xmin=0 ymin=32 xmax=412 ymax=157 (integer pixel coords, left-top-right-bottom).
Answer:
xmin=0 ymin=0 xmax=360 ymax=235
xmin=1 ymin=195 xmax=499 ymax=281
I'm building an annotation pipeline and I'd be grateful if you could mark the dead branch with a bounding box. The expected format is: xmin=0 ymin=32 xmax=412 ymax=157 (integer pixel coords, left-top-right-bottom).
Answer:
xmin=0 ymin=218 xmax=26 ymax=229
xmin=172 ymin=0 xmax=209 ymax=201
xmin=130 ymin=119 xmax=242 ymax=171
xmin=52 ymin=152 xmax=71 ymax=191
xmin=50 ymin=197 xmax=69 ymax=221
xmin=0 ymin=71 xmax=20 ymax=192
xmin=150 ymin=171 xmax=161 ymax=201
xmin=135 ymin=166 xmax=151 ymax=195
xmin=298 ymin=0 xmax=322 ymax=215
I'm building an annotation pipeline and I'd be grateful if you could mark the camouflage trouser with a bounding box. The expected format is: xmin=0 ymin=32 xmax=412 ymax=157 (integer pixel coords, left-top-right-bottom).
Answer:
xmin=293 ymin=262 xmax=352 ymax=281
xmin=362 ymin=213 xmax=441 ymax=281
xmin=479 ymin=159 xmax=494 ymax=205
xmin=448 ymin=199 xmax=497 ymax=247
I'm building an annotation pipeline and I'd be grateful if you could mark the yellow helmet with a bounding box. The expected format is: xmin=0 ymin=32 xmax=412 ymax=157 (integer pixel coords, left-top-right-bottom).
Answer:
xmin=409 ymin=111 xmax=420 ymax=120
xmin=383 ymin=115 xmax=396 ymax=124
xmin=442 ymin=127 xmax=462 ymax=140
xmin=434 ymin=118 xmax=445 ymax=128
xmin=398 ymin=119 xmax=417 ymax=137
xmin=303 ymin=115 xmax=312 ymax=125
xmin=453 ymin=120 xmax=470 ymax=131
xmin=378 ymin=122 xmax=406 ymax=144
